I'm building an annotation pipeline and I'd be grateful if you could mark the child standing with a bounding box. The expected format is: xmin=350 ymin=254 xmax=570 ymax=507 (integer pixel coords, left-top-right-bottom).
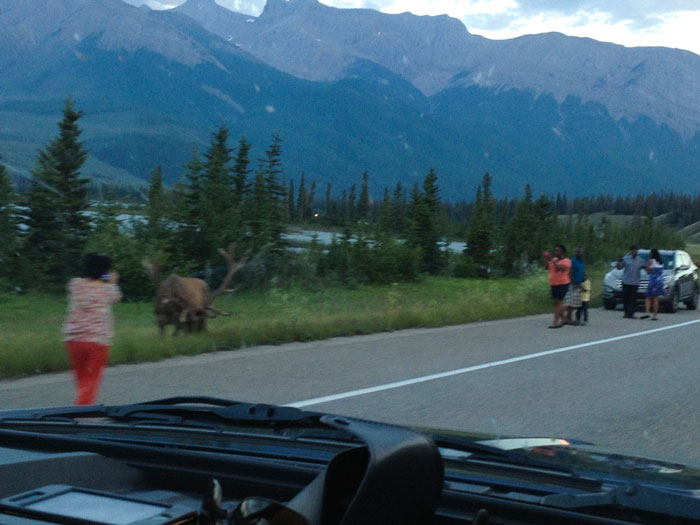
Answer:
xmin=577 ymin=273 xmax=591 ymax=326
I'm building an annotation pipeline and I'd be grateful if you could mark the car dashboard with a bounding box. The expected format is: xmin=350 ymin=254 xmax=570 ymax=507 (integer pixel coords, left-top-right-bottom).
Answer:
xmin=1 ymin=408 xmax=698 ymax=525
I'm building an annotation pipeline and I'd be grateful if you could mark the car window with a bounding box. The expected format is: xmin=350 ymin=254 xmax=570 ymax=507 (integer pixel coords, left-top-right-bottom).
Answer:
xmin=662 ymin=253 xmax=675 ymax=270
xmin=641 ymin=252 xmax=674 ymax=270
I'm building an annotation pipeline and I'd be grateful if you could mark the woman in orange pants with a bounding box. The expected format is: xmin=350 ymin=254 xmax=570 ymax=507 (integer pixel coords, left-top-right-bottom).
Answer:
xmin=62 ymin=253 xmax=121 ymax=405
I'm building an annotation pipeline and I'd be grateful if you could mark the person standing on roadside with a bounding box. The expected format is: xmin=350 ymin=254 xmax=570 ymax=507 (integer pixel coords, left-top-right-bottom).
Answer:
xmin=565 ymin=246 xmax=585 ymax=325
xmin=641 ymin=248 xmax=665 ymax=320
xmin=62 ymin=253 xmax=121 ymax=405
xmin=616 ymin=244 xmax=645 ymax=319
xmin=577 ymin=272 xmax=591 ymax=326
xmin=544 ymin=244 xmax=571 ymax=329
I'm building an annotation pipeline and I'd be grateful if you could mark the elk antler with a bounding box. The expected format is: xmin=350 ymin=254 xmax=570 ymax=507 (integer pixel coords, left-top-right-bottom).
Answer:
xmin=205 ymin=244 xmax=247 ymax=306
xmin=205 ymin=305 xmax=232 ymax=318
xmin=142 ymin=251 xmax=165 ymax=283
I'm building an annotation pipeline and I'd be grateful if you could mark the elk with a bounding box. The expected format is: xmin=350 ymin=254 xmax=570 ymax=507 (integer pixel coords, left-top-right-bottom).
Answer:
xmin=144 ymin=245 xmax=246 ymax=335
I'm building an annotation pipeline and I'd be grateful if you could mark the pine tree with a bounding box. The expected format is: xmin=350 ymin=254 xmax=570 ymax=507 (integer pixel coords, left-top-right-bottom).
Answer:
xmin=467 ymin=173 xmax=495 ymax=270
xmin=231 ymin=136 xmax=252 ymax=241
xmin=406 ymin=182 xmax=422 ymax=246
xmin=296 ymin=172 xmax=307 ymax=223
xmin=182 ymin=147 xmax=204 ymax=222
xmin=357 ymin=171 xmax=370 ymax=221
xmin=392 ymin=181 xmax=405 ymax=234
xmin=339 ymin=189 xmax=349 ymax=226
xmin=378 ymin=187 xmax=392 ymax=236
xmin=247 ymin=171 xmax=268 ymax=253
xmin=532 ymin=194 xmax=557 ymax=255
xmin=87 ymin=202 xmax=152 ymax=301
xmin=169 ymin=178 xmax=193 ymax=271
xmin=260 ymin=134 xmax=286 ymax=253
xmin=23 ymin=157 xmax=61 ymax=283
xmin=288 ymin=179 xmax=296 ymax=222
xmin=407 ymin=170 xmax=443 ymax=274
xmin=307 ymin=180 xmax=316 ymax=221
xmin=502 ymin=185 xmax=536 ymax=276
xmin=324 ymin=183 xmax=332 ymax=220
xmin=348 ymin=184 xmax=357 ymax=223
xmin=146 ymin=166 xmax=169 ymax=247
xmin=232 ymin=136 xmax=251 ymax=202
xmin=23 ymin=98 xmax=90 ymax=286
xmin=280 ymin=175 xmax=289 ymax=223
xmin=421 ymin=168 xmax=443 ymax=273
xmin=173 ymin=147 xmax=206 ymax=264
xmin=0 ymin=158 xmax=18 ymax=282
xmin=201 ymin=124 xmax=234 ymax=258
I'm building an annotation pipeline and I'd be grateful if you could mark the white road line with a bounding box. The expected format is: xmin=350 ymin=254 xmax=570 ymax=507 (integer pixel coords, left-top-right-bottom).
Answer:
xmin=287 ymin=318 xmax=700 ymax=408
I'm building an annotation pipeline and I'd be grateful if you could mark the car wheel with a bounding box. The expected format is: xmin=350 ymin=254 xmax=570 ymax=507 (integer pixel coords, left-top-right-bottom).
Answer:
xmin=666 ymin=287 xmax=679 ymax=313
xmin=603 ymin=299 xmax=616 ymax=310
xmin=685 ymin=286 xmax=699 ymax=310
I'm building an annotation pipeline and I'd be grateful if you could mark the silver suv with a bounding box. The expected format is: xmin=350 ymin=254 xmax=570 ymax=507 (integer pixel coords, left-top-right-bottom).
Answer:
xmin=603 ymin=249 xmax=699 ymax=312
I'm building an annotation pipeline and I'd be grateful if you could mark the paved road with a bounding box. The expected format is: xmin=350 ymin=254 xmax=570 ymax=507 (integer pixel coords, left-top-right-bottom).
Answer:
xmin=4 ymin=306 xmax=700 ymax=465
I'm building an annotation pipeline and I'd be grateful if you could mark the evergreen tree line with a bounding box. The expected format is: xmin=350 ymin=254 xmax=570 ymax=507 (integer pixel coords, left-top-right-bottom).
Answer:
xmin=0 ymin=100 xmax=687 ymax=297
xmin=458 ymin=174 xmax=686 ymax=278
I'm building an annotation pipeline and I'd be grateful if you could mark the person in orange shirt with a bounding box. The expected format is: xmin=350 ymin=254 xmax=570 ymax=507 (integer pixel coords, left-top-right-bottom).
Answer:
xmin=543 ymin=244 xmax=571 ymax=329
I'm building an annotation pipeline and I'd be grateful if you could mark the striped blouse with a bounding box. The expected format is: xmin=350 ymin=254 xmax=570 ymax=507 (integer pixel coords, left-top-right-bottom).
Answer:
xmin=62 ymin=278 xmax=122 ymax=346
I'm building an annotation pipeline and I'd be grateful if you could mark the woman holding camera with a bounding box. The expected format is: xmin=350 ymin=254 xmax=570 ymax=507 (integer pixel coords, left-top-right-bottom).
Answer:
xmin=641 ymin=248 xmax=665 ymax=320
xmin=62 ymin=253 xmax=121 ymax=405
xmin=543 ymin=244 xmax=571 ymax=329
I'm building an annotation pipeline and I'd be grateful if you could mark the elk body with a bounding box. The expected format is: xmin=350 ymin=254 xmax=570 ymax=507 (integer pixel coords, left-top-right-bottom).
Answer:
xmin=146 ymin=245 xmax=245 ymax=336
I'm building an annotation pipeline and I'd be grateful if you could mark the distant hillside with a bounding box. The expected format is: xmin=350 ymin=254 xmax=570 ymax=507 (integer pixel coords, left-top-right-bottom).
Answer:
xmin=178 ymin=0 xmax=700 ymax=140
xmin=679 ymin=221 xmax=700 ymax=242
xmin=0 ymin=0 xmax=699 ymax=200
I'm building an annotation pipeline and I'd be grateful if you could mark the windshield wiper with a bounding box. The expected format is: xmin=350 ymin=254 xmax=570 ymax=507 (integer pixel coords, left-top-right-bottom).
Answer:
xmin=0 ymin=397 xmax=323 ymax=429
xmin=108 ymin=396 xmax=323 ymax=426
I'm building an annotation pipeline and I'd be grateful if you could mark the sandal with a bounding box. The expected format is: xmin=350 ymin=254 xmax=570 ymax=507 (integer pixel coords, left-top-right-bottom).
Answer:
xmin=548 ymin=324 xmax=563 ymax=329
xmin=640 ymin=315 xmax=650 ymax=319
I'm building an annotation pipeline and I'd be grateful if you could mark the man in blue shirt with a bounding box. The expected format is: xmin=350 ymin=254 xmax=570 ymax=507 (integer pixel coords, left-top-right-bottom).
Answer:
xmin=617 ymin=244 xmax=645 ymax=319
xmin=566 ymin=247 xmax=585 ymax=325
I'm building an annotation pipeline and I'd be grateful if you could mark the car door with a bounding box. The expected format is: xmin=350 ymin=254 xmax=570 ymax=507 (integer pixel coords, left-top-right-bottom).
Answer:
xmin=676 ymin=252 xmax=692 ymax=299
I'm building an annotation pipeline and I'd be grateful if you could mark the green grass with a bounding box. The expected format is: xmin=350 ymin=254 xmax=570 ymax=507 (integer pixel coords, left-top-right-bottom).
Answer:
xmin=685 ymin=243 xmax=700 ymax=261
xmin=0 ymin=271 xmax=606 ymax=379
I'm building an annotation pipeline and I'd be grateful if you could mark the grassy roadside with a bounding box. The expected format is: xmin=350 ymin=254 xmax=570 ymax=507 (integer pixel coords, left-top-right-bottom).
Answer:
xmin=686 ymin=243 xmax=700 ymax=260
xmin=0 ymin=270 xmax=606 ymax=379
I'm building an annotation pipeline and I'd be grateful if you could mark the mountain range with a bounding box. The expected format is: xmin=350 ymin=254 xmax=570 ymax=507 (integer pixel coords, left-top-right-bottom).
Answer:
xmin=1 ymin=0 xmax=699 ymax=199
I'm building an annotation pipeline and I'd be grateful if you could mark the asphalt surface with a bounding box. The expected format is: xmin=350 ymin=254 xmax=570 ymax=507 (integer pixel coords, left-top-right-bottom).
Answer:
xmin=3 ymin=305 xmax=700 ymax=466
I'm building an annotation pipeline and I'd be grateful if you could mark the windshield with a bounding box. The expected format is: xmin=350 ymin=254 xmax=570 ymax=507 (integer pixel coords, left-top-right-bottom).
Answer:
xmin=3 ymin=0 xmax=700 ymax=508
xmin=635 ymin=251 xmax=676 ymax=271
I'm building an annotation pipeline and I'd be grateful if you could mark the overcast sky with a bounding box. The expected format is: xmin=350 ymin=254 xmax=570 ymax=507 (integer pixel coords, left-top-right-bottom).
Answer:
xmin=129 ymin=0 xmax=700 ymax=56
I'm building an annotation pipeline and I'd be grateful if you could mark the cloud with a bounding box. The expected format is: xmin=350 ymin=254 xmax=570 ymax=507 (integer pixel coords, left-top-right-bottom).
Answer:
xmin=121 ymin=0 xmax=265 ymax=15
xmin=511 ymin=0 xmax=697 ymax=20
xmin=121 ymin=0 xmax=177 ymax=8
xmin=126 ymin=0 xmax=700 ymax=34
xmin=216 ymin=0 xmax=266 ymax=15
xmin=459 ymin=0 xmax=700 ymax=31
xmin=121 ymin=0 xmax=178 ymax=8
xmin=345 ymin=0 xmax=700 ymax=36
